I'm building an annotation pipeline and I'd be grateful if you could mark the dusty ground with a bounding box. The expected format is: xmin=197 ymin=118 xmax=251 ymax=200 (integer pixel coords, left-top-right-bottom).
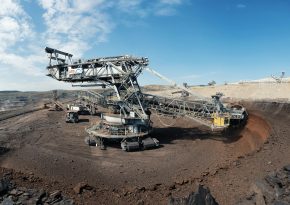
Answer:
xmin=0 ymin=84 xmax=290 ymax=204
xmin=0 ymin=97 xmax=289 ymax=204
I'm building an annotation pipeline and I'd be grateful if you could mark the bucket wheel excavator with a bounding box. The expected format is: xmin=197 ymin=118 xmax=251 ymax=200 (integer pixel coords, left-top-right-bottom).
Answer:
xmin=44 ymin=47 xmax=247 ymax=151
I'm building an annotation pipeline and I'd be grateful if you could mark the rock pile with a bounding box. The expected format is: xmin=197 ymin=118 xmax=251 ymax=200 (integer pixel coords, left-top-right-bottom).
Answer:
xmin=0 ymin=177 xmax=74 ymax=205
xmin=238 ymin=164 xmax=290 ymax=205
xmin=168 ymin=185 xmax=219 ymax=205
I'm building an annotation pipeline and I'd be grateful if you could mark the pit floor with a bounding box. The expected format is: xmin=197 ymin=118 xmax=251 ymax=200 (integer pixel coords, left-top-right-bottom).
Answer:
xmin=0 ymin=101 xmax=289 ymax=204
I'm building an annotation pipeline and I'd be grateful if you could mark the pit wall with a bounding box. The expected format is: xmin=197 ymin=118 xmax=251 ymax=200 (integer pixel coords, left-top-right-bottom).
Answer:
xmin=234 ymin=113 xmax=271 ymax=154
xmin=190 ymin=83 xmax=290 ymax=101
xmin=231 ymin=101 xmax=290 ymax=155
xmin=144 ymin=83 xmax=290 ymax=102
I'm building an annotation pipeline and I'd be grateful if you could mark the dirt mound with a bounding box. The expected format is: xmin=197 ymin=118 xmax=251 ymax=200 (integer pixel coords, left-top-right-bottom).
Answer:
xmin=152 ymin=110 xmax=271 ymax=158
xmin=230 ymin=113 xmax=271 ymax=155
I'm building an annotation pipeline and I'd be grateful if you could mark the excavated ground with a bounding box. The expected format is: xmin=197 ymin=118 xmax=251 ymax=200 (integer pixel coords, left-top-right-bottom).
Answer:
xmin=0 ymin=101 xmax=289 ymax=204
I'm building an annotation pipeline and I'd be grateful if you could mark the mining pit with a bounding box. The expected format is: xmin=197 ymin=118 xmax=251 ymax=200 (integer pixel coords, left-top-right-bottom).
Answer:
xmin=0 ymin=90 xmax=290 ymax=204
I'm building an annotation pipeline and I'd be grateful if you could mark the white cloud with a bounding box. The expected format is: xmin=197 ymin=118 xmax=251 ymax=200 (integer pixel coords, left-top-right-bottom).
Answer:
xmin=0 ymin=77 xmax=74 ymax=91
xmin=236 ymin=4 xmax=246 ymax=9
xmin=0 ymin=0 xmax=26 ymax=16
xmin=0 ymin=0 xmax=185 ymax=91
xmin=0 ymin=51 xmax=45 ymax=76
xmin=0 ymin=0 xmax=39 ymax=80
xmin=114 ymin=0 xmax=184 ymax=18
xmin=72 ymin=0 xmax=106 ymax=12
xmin=113 ymin=0 xmax=148 ymax=18
xmin=38 ymin=0 xmax=184 ymax=57
xmin=155 ymin=7 xmax=176 ymax=16
xmin=38 ymin=0 xmax=113 ymax=57
xmin=160 ymin=0 xmax=182 ymax=5
xmin=117 ymin=0 xmax=143 ymax=11
xmin=155 ymin=0 xmax=183 ymax=16
xmin=0 ymin=0 xmax=33 ymax=51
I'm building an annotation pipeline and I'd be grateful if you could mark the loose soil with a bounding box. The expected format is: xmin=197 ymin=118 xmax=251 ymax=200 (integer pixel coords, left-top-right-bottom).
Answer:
xmin=0 ymin=101 xmax=289 ymax=204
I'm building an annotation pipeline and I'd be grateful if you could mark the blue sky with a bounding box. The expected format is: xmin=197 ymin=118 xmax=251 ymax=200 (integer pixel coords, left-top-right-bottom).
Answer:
xmin=0 ymin=0 xmax=289 ymax=91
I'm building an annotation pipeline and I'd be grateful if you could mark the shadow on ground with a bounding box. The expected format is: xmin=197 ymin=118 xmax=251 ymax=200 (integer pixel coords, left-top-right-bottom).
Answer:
xmin=151 ymin=125 xmax=245 ymax=145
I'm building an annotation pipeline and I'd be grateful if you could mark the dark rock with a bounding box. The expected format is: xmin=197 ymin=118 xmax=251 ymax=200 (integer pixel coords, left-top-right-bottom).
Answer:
xmin=36 ymin=190 xmax=47 ymax=204
xmin=0 ymin=179 xmax=10 ymax=194
xmin=21 ymin=176 xmax=28 ymax=181
xmin=239 ymin=165 xmax=290 ymax=205
xmin=283 ymin=165 xmax=290 ymax=172
xmin=168 ymin=185 xmax=218 ymax=205
xmin=23 ymin=192 xmax=31 ymax=197
xmin=265 ymin=174 xmax=283 ymax=188
xmin=48 ymin=196 xmax=62 ymax=204
xmin=276 ymin=172 xmax=288 ymax=184
xmin=169 ymin=184 xmax=176 ymax=190
xmin=60 ymin=198 xmax=75 ymax=205
xmin=10 ymin=195 xmax=18 ymax=202
xmin=166 ymin=192 xmax=172 ymax=197
xmin=201 ymin=171 xmax=209 ymax=177
xmin=274 ymin=185 xmax=284 ymax=198
xmin=3 ymin=172 xmax=12 ymax=177
xmin=251 ymin=181 xmax=274 ymax=204
xmin=50 ymin=190 xmax=61 ymax=199
xmin=273 ymin=201 xmax=290 ymax=205
xmin=0 ymin=175 xmax=74 ymax=205
xmin=123 ymin=191 xmax=128 ymax=196
xmin=1 ymin=197 xmax=14 ymax=205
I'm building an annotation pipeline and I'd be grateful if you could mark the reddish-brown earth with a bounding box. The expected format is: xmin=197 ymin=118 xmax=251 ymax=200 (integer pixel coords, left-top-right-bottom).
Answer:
xmin=0 ymin=101 xmax=289 ymax=204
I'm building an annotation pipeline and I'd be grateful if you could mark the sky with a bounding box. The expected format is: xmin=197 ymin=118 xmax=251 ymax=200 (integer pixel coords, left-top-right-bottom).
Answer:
xmin=0 ymin=0 xmax=290 ymax=91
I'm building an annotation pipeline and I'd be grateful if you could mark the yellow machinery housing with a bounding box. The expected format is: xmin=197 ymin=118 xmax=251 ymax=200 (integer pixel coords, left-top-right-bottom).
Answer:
xmin=212 ymin=113 xmax=230 ymax=128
